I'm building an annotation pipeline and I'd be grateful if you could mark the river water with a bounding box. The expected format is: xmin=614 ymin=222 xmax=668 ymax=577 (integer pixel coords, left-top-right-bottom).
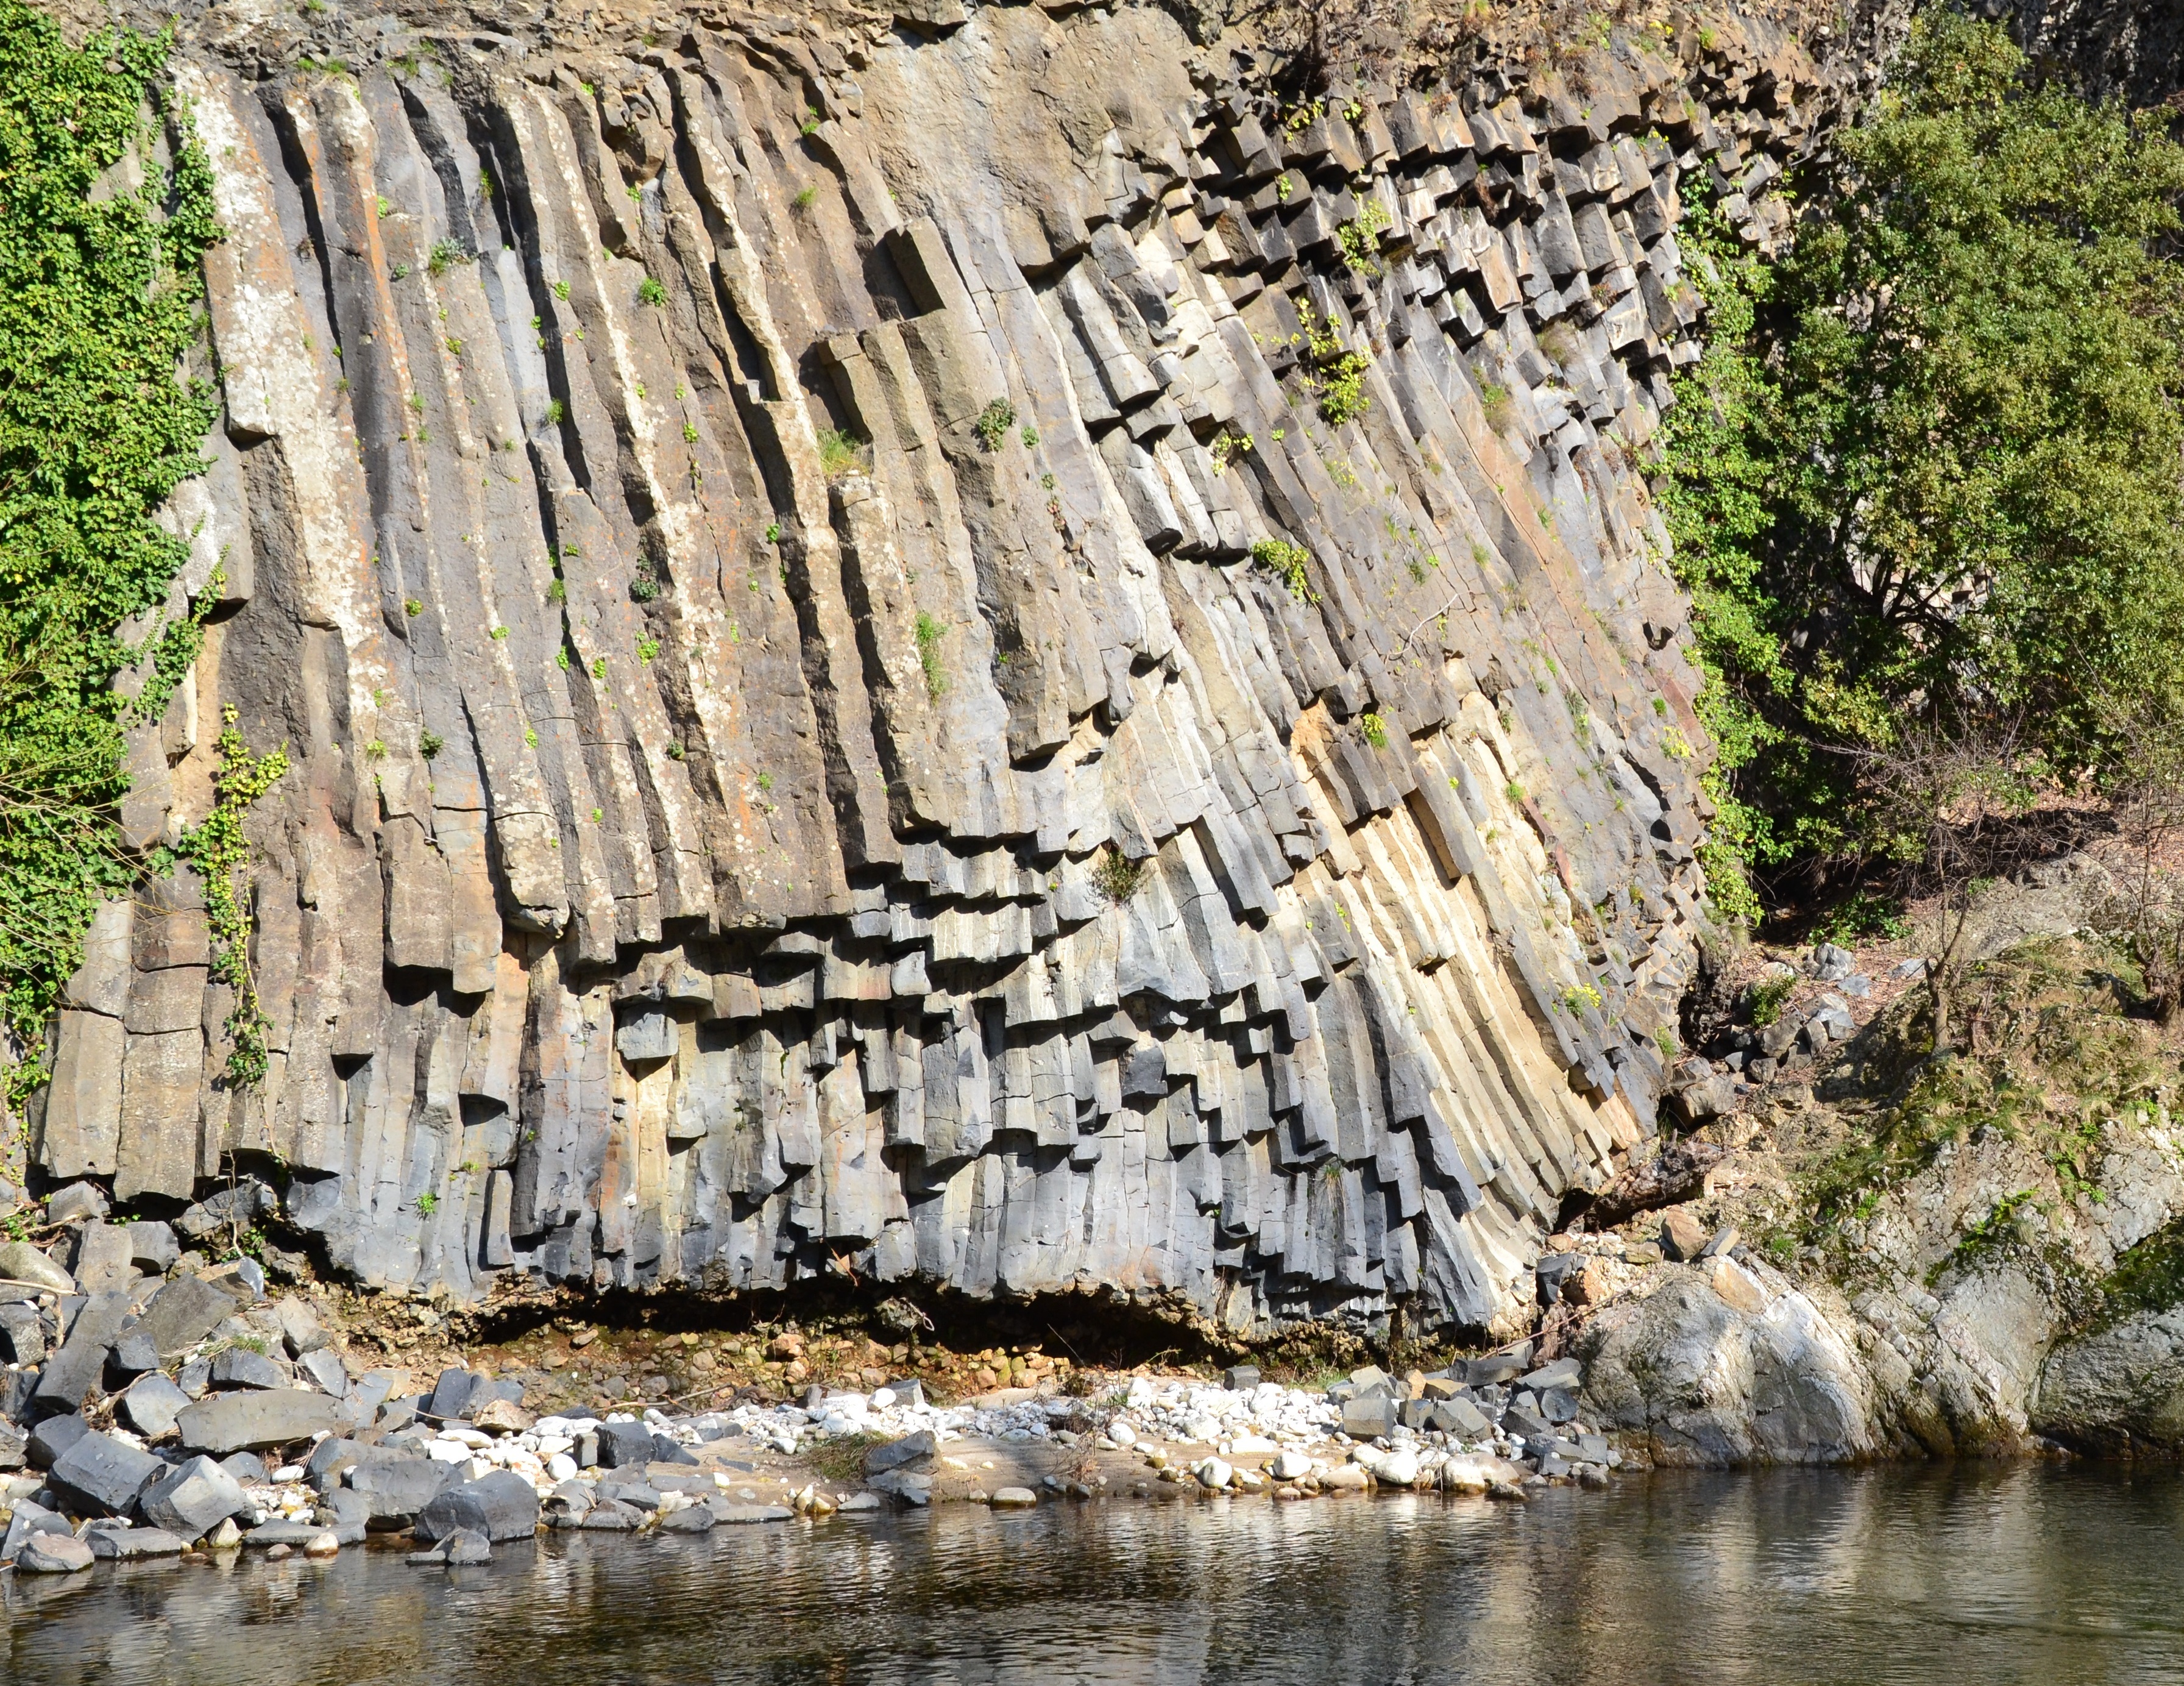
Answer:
xmin=5 ymin=1464 xmax=2182 ymax=1684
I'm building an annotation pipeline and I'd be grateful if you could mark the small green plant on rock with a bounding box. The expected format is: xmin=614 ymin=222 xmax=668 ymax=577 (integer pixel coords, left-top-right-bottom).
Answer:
xmin=1092 ymin=847 xmax=1146 ymax=903
xmin=817 ymin=426 xmax=866 ymax=479
xmin=973 ymin=398 xmax=1016 ymax=450
xmin=1559 ymin=982 xmax=1604 ymax=1016
xmin=1208 ymin=429 xmax=1253 ymax=472
xmin=1296 ymin=299 xmax=1370 ymax=426
xmin=1360 ymin=711 xmax=1389 ymax=749
xmin=637 ymin=274 xmax=667 ymax=307
xmin=913 ymin=611 xmax=949 ymax=700
xmin=1251 ymin=537 xmax=1315 ymax=603
xmin=170 ymin=710 xmax=291 ymax=1089
xmin=1337 ymin=196 xmax=1391 ymax=277
xmin=426 ymin=238 xmax=463 ymax=277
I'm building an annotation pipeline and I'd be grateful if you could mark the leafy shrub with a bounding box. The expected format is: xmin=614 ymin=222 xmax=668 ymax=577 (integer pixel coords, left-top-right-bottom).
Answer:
xmin=1658 ymin=13 xmax=2184 ymax=920
xmin=1811 ymin=891 xmax=1912 ymax=948
xmin=1746 ymin=972 xmax=1796 ymax=1027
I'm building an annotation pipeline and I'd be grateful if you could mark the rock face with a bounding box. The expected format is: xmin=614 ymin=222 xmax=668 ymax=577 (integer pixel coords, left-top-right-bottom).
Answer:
xmin=26 ymin=1 xmax=1828 ymax=1335
xmin=1577 ymin=1259 xmax=1881 ymax=1466
xmin=2033 ymin=1311 xmax=2184 ymax=1454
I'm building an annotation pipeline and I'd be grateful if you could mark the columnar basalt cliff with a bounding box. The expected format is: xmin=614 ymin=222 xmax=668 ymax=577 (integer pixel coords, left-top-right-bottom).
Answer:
xmin=26 ymin=1 xmax=1829 ymax=1334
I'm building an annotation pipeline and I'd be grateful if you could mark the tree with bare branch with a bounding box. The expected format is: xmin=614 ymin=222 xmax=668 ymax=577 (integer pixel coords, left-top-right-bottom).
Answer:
xmin=2087 ymin=714 xmax=2184 ymax=1027
xmin=1855 ymin=720 xmax=2043 ymax=1055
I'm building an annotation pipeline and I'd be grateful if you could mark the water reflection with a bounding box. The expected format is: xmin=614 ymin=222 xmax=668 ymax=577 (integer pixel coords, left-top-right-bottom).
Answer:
xmin=5 ymin=1464 xmax=2182 ymax=1684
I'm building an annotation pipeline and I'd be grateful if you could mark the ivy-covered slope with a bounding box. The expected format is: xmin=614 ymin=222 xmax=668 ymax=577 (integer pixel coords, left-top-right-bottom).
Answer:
xmin=0 ymin=1 xmax=221 ymax=1098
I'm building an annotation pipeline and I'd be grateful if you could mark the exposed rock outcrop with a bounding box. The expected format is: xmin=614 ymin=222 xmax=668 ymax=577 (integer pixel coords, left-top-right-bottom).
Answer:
xmin=23 ymin=1 xmax=1836 ymax=1334
xmin=1570 ymin=935 xmax=2184 ymax=1464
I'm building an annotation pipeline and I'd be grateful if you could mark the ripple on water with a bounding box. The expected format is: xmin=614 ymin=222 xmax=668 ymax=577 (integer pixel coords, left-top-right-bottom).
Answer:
xmin=7 ymin=1464 xmax=2184 ymax=1685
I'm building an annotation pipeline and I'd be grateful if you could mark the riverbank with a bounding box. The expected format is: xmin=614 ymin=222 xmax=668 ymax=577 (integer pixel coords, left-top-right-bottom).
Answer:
xmin=0 ymin=1351 xmax=1628 ymax=1575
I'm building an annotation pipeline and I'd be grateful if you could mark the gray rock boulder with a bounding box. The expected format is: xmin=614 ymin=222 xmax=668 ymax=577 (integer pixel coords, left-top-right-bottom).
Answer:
xmin=218 ymin=1450 xmax=269 ymax=1484
xmin=412 ymin=1470 xmax=539 ymax=1543
xmin=44 ymin=1183 xmax=108 ymax=1225
xmin=136 ymin=1276 xmax=239 ymax=1357
xmin=297 ymin=1348 xmax=347 ymax=1396
xmin=1341 ymin=1396 xmax=1396 ymax=1439
xmin=1577 ymin=1259 xmax=1880 ymax=1465
xmin=866 ymin=1469 xmax=932 ymax=1506
xmin=0 ymin=1301 xmax=48 ymax=1367
xmin=26 ymin=1413 xmax=88 ymax=1469
xmin=210 ymin=1347 xmax=288 ymax=1390
xmin=272 ymin=1298 xmax=327 ymax=1357
xmin=595 ymin=1420 xmax=656 ymax=1468
xmin=0 ymin=1240 xmax=74 ymax=1295
xmin=126 ymin=1221 xmax=179 ymax=1275
xmin=426 ymin=1367 xmax=478 ymax=1420
xmin=107 ymin=1332 xmax=160 ymax=1380
xmin=87 ymin=1524 xmax=187 ymax=1559
xmin=313 ymin=1488 xmax=371 ymax=1545
xmin=865 ymin=1429 xmax=937 ymax=1474
xmin=304 ymin=1436 xmax=366 ymax=1488
xmin=1 ymin=1499 xmax=65 ymax=1564
xmin=17 ymin=1532 xmax=93 ymax=1573
xmin=711 ymin=1503 xmax=795 ymax=1524
xmin=31 ymin=1288 xmax=130 ymax=1416
xmin=48 ymin=1429 xmax=163 ymax=1516
xmin=2035 ymin=1306 xmax=2184 ymax=1453
xmin=119 ymin=1372 xmax=192 ymax=1439
xmin=138 ymin=1455 xmax=249 ymax=1539
xmin=176 ymin=1390 xmax=343 ymax=1454
xmin=346 ymin=1454 xmax=455 ymax=1529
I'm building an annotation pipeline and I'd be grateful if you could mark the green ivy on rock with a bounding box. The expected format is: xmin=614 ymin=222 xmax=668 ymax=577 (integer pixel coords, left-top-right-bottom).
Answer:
xmin=0 ymin=1 xmax=222 ymax=1100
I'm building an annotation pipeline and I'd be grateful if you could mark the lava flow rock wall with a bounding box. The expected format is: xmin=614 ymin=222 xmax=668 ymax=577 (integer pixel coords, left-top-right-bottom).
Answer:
xmin=28 ymin=1 xmax=1822 ymax=1335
